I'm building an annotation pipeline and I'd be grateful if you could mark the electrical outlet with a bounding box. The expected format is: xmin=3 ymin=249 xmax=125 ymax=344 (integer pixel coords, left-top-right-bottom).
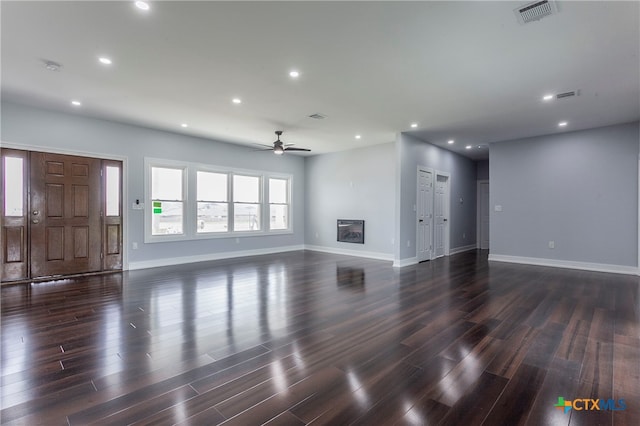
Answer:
xmin=548 ymin=241 xmax=555 ymax=249
xmin=132 ymin=242 xmax=138 ymax=250
xmin=406 ymin=240 xmax=411 ymax=247
xmin=315 ymin=232 xmax=319 ymax=238
xmin=235 ymin=238 xmax=240 ymax=244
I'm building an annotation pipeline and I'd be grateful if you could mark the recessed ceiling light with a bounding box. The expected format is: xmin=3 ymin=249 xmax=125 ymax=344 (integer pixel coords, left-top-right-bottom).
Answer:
xmin=465 ymin=145 xmax=472 ymax=150
xmin=355 ymin=135 xmax=362 ymax=139
xmin=98 ymin=57 xmax=112 ymax=65
xmin=543 ymin=94 xmax=554 ymax=101
xmin=558 ymin=121 xmax=568 ymax=127
xmin=448 ymin=140 xmax=454 ymax=144
xmin=71 ymin=100 xmax=81 ymax=107
xmin=135 ymin=1 xmax=150 ymax=11
xmin=410 ymin=123 xmax=418 ymax=128
xmin=232 ymin=98 xmax=242 ymax=104
xmin=289 ymin=70 xmax=300 ymax=78
xmin=181 ymin=123 xmax=188 ymax=128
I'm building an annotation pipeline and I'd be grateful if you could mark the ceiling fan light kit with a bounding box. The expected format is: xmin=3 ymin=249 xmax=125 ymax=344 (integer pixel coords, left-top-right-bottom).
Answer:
xmin=259 ymin=131 xmax=311 ymax=155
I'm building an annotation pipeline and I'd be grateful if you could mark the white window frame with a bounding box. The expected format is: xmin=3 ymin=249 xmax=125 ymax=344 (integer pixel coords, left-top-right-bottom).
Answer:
xmin=267 ymin=176 xmax=291 ymax=231
xmin=231 ymin=172 xmax=263 ymax=233
xmin=145 ymin=158 xmax=189 ymax=243
xmin=144 ymin=158 xmax=293 ymax=243
xmin=196 ymin=170 xmax=230 ymax=234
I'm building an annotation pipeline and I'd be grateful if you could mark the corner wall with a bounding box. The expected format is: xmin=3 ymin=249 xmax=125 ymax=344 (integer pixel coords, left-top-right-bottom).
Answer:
xmin=396 ymin=133 xmax=478 ymax=264
xmin=489 ymin=122 xmax=639 ymax=270
xmin=304 ymin=142 xmax=395 ymax=260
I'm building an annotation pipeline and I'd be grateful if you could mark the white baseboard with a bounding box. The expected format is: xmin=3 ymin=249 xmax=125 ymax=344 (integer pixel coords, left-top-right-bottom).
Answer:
xmin=128 ymin=245 xmax=305 ymax=271
xmin=393 ymin=257 xmax=418 ymax=268
xmin=488 ymin=254 xmax=639 ymax=276
xmin=304 ymin=245 xmax=393 ymax=262
xmin=449 ymin=244 xmax=477 ymax=256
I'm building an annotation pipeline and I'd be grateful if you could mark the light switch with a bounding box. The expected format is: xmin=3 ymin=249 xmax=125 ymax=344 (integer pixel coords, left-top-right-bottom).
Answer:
xmin=494 ymin=205 xmax=503 ymax=212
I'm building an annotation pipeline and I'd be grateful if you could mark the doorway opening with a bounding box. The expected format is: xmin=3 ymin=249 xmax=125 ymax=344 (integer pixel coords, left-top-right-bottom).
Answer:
xmin=477 ymin=180 xmax=490 ymax=250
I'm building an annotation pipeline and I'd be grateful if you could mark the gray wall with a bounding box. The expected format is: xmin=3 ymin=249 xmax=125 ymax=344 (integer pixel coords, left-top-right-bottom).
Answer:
xmin=396 ymin=133 xmax=478 ymax=261
xmin=476 ymin=160 xmax=489 ymax=180
xmin=490 ymin=122 xmax=639 ymax=266
xmin=305 ymin=142 xmax=395 ymax=257
xmin=1 ymin=101 xmax=305 ymax=266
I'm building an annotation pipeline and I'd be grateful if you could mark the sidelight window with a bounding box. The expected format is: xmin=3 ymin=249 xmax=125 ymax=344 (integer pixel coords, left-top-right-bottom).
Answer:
xmin=105 ymin=165 xmax=121 ymax=216
xmin=3 ymin=157 xmax=24 ymax=217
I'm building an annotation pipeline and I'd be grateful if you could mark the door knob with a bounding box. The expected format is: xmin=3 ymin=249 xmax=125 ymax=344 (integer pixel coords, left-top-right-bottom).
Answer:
xmin=418 ymin=219 xmax=424 ymax=223
xmin=32 ymin=210 xmax=39 ymax=216
xmin=32 ymin=219 xmax=40 ymax=224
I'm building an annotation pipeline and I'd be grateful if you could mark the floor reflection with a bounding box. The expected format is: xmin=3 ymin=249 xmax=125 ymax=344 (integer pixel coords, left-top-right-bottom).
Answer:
xmin=336 ymin=266 xmax=366 ymax=291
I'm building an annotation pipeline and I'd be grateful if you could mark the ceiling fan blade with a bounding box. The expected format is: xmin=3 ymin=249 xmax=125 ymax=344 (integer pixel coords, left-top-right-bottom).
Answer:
xmin=254 ymin=143 xmax=275 ymax=148
xmin=284 ymin=143 xmax=295 ymax=147
xmin=253 ymin=148 xmax=275 ymax=152
xmin=284 ymin=147 xmax=311 ymax=152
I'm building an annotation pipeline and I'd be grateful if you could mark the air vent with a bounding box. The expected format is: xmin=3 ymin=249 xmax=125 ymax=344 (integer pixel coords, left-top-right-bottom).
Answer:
xmin=556 ymin=90 xmax=579 ymax=99
xmin=308 ymin=113 xmax=326 ymax=120
xmin=514 ymin=0 xmax=558 ymax=24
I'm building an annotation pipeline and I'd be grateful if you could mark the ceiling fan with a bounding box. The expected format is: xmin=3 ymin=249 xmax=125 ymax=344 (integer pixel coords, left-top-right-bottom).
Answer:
xmin=256 ymin=131 xmax=311 ymax=155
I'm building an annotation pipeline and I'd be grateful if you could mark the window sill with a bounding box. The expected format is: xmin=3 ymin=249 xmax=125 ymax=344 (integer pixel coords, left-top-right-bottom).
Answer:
xmin=144 ymin=229 xmax=293 ymax=243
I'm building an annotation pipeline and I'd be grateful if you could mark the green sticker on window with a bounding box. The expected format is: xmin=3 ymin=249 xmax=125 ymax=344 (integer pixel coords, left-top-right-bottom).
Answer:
xmin=153 ymin=208 xmax=162 ymax=214
xmin=153 ymin=201 xmax=162 ymax=208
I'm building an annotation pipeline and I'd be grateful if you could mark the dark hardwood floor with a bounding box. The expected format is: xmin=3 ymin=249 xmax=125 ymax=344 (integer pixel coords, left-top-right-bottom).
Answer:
xmin=1 ymin=250 xmax=638 ymax=425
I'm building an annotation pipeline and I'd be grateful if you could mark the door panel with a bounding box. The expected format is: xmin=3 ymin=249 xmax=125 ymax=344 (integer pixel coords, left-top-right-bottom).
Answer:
xmin=417 ymin=169 xmax=433 ymax=262
xmin=434 ymin=175 xmax=447 ymax=258
xmin=103 ymin=160 xmax=123 ymax=271
xmin=1 ymin=149 xmax=29 ymax=281
xmin=30 ymin=152 xmax=102 ymax=277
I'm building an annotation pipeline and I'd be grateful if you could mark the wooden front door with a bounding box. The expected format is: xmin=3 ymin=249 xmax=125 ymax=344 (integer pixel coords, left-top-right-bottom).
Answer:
xmin=30 ymin=152 xmax=103 ymax=277
xmin=1 ymin=149 xmax=122 ymax=282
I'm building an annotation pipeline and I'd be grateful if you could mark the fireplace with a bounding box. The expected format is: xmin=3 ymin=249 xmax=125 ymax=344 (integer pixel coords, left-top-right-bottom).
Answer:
xmin=337 ymin=219 xmax=364 ymax=244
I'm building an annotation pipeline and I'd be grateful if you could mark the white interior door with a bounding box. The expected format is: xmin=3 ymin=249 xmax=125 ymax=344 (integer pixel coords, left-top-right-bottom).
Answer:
xmin=416 ymin=169 xmax=433 ymax=262
xmin=480 ymin=182 xmax=490 ymax=249
xmin=434 ymin=174 xmax=448 ymax=258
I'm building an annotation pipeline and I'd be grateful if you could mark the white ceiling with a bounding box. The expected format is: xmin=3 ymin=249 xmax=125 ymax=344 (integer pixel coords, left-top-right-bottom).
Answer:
xmin=2 ymin=1 xmax=639 ymax=161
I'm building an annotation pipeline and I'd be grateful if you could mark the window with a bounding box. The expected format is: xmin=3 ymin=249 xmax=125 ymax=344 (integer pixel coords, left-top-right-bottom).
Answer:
xmin=3 ymin=157 xmax=23 ymax=216
xmin=105 ymin=165 xmax=121 ymax=216
xmin=197 ymin=171 xmax=228 ymax=233
xmin=269 ymin=178 xmax=289 ymax=230
xmin=151 ymin=166 xmax=184 ymax=235
xmin=145 ymin=158 xmax=291 ymax=242
xmin=233 ymin=175 xmax=261 ymax=231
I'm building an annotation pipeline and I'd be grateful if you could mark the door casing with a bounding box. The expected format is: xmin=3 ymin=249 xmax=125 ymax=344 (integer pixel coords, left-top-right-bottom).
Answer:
xmin=1 ymin=147 xmax=126 ymax=282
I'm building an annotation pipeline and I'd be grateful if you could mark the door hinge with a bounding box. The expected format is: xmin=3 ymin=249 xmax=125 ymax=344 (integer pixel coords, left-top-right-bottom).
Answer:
xmin=100 ymin=252 xmax=104 ymax=259
xmin=100 ymin=210 xmax=103 ymax=217
xmin=100 ymin=169 xmax=103 ymax=176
